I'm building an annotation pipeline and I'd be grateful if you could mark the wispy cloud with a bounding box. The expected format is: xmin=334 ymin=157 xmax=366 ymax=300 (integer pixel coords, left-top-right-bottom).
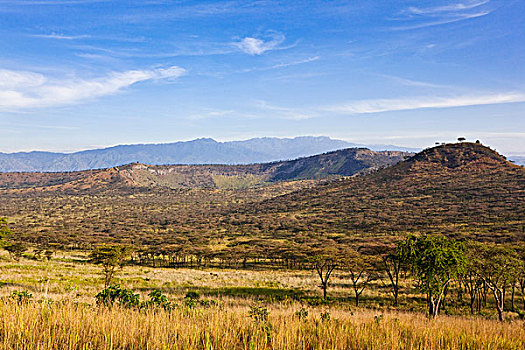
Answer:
xmin=376 ymin=74 xmax=456 ymax=89
xmin=234 ymin=32 xmax=287 ymax=55
xmin=324 ymin=93 xmax=525 ymax=115
xmin=254 ymin=100 xmax=318 ymax=120
xmin=187 ymin=108 xmax=235 ymax=121
xmin=406 ymin=0 xmax=491 ymax=15
xmin=0 ymin=66 xmax=185 ymax=110
xmin=269 ymin=56 xmax=320 ymax=69
xmin=0 ymin=0 xmax=110 ymax=5
xmin=393 ymin=11 xmax=491 ymax=30
xmin=31 ymin=33 xmax=91 ymax=40
xmin=392 ymin=0 xmax=495 ymax=30
xmin=238 ymin=56 xmax=320 ymax=73
xmin=254 ymin=92 xmax=525 ymax=119
xmin=31 ymin=33 xmax=146 ymax=43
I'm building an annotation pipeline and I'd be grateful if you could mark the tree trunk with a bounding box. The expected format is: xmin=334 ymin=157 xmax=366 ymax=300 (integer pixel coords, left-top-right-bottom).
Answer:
xmin=428 ymin=297 xmax=435 ymax=318
xmin=502 ymin=285 xmax=506 ymax=311
xmin=492 ymin=289 xmax=504 ymax=322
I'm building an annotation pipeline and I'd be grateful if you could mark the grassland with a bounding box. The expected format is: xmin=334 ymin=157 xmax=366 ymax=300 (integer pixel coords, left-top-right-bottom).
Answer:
xmin=2 ymin=301 xmax=524 ymax=350
xmin=1 ymin=251 xmax=525 ymax=349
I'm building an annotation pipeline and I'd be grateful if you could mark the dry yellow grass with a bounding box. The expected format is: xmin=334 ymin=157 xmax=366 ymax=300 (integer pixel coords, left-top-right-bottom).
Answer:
xmin=1 ymin=252 xmax=525 ymax=349
xmin=0 ymin=301 xmax=523 ymax=350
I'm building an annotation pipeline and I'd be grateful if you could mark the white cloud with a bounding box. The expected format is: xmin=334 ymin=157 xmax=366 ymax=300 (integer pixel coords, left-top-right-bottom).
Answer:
xmin=253 ymin=92 xmax=525 ymax=120
xmin=238 ymin=56 xmax=320 ymax=73
xmin=0 ymin=69 xmax=46 ymax=88
xmin=392 ymin=11 xmax=491 ymax=30
xmin=31 ymin=33 xmax=91 ymax=40
xmin=407 ymin=1 xmax=491 ymax=15
xmin=0 ymin=66 xmax=185 ymax=110
xmin=324 ymin=93 xmax=525 ymax=115
xmin=234 ymin=32 xmax=286 ymax=55
xmin=393 ymin=0 xmax=494 ymax=30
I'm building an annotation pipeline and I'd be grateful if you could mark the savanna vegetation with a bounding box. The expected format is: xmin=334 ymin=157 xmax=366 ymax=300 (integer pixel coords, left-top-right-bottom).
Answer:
xmin=0 ymin=142 xmax=524 ymax=348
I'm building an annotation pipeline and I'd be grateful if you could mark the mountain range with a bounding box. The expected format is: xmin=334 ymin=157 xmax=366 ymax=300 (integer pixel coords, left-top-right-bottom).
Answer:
xmin=0 ymin=148 xmax=409 ymax=191
xmin=0 ymin=136 xmax=419 ymax=172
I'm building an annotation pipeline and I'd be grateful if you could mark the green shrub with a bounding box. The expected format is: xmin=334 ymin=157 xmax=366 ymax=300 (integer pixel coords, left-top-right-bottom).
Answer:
xmin=295 ymin=307 xmax=308 ymax=321
xmin=185 ymin=291 xmax=200 ymax=300
xmin=320 ymin=311 xmax=331 ymax=322
xmin=249 ymin=305 xmax=269 ymax=323
xmin=11 ymin=290 xmax=32 ymax=304
xmin=142 ymin=290 xmax=172 ymax=310
xmin=96 ymin=285 xmax=140 ymax=308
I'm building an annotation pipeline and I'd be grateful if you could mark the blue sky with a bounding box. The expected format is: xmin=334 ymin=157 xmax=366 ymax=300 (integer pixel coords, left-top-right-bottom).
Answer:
xmin=0 ymin=0 xmax=524 ymax=155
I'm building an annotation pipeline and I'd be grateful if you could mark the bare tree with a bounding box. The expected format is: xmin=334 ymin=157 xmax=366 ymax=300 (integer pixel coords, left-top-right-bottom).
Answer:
xmin=342 ymin=249 xmax=376 ymax=307
xmin=311 ymin=253 xmax=338 ymax=300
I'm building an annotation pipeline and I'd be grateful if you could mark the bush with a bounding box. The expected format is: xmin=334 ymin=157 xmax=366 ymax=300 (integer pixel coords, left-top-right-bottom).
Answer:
xmin=96 ymin=285 xmax=140 ymax=308
xmin=11 ymin=290 xmax=32 ymax=304
xmin=249 ymin=305 xmax=269 ymax=323
xmin=320 ymin=311 xmax=331 ymax=322
xmin=295 ymin=307 xmax=308 ymax=321
xmin=142 ymin=290 xmax=172 ymax=310
xmin=185 ymin=291 xmax=200 ymax=300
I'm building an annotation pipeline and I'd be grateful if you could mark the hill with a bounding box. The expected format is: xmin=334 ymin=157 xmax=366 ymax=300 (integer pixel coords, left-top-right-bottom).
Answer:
xmin=232 ymin=142 xmax=525 ymax=243
xmin=0 ymin=142 xmax=522 ymax=255
xmin=0 ymin=148 xmax=409 ymax=191
xmin=0 ymin=136 xmax=418 ymax=172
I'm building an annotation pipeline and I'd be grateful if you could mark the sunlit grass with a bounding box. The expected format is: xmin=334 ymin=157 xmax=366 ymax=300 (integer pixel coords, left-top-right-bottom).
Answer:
xmin=0 ymin=301 xmax=523 ymax=349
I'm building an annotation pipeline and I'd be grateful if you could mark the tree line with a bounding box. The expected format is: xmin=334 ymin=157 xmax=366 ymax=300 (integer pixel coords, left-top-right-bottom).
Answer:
xmin=2 ymin=217 xmax=524 ymax=321
xmin=88 ymin=234 xmax=525 ymax=322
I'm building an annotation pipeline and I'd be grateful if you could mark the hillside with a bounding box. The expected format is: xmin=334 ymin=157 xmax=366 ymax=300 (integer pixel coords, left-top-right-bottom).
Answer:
xmin=0 ymin=148 xmax=409 ymax=191
xmin=231 ymin=142 xmax=525 ymax=242
xmin=0 ymin=142 xmax=522 ymax=254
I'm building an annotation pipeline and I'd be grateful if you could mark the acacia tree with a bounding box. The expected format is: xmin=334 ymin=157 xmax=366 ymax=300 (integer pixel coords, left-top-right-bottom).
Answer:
xmin=461 ymin=242 xmax=485 ymax=314
xmin=90 ymin=245 xmax=132 ymax=288
xmin=473 ymin=243 xmax=519 ymax=322
xmin=0 ymin=218 xmax=12 ymax=243
xmin=342 ymin=250 xmax=376 ymax=307
xmin=379 ymin=243 xmax=409 ymax=307
xmin=311 ymin=253 xmax=338 ymax=300
xmin=401 ymin=235 xmax=466 ymax=319
xmin=0 ymin=218 xmax=27 ymax=260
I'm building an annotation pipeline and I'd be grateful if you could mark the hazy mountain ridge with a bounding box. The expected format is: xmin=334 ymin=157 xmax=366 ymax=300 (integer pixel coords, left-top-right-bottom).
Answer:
xmin=0 ymin=136 xmax=418 ymax=172
xmin=0 ymin=148 xmax=409 ymax=191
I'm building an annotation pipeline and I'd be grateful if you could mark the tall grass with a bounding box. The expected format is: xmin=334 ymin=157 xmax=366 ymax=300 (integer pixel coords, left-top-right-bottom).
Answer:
xmin=0 ymin=300 xmax=523 ymax=349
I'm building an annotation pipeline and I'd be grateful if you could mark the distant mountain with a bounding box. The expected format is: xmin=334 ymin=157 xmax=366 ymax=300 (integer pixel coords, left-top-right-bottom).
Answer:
xmin=0 ymin=148 xmax=410 ymax=191
xmin=0 ymin=136 xmax=418 ymax=172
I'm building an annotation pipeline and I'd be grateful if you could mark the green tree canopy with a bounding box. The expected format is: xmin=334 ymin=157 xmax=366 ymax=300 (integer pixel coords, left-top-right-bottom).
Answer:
xmin=90 ymin=245 xmax=132 ymax=288
xmin=401 ymin=235 xmax=466 ymax=318
xmin=0 ymin=218 xmax=12 ymax=243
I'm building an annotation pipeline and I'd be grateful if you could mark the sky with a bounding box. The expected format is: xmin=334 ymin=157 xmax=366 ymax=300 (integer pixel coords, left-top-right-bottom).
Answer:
xmin=0 ymin=0 xmax=524 ymax=155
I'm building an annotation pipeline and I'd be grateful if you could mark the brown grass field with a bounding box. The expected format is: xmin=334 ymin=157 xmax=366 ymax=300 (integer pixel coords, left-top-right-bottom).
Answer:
xmin=1 ymin=251 xmax=525 ymax=350
xmin=1 ymin=301 xmax=524 ymax=350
